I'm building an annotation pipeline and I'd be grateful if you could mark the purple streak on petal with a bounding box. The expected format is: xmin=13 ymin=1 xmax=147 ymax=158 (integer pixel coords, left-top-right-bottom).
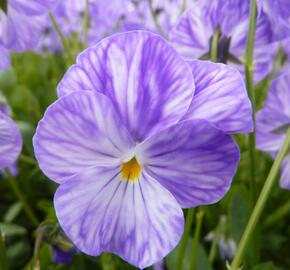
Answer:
xmin=57 ymin=31 xmax=194 ymax=141
xmin=280 ymin=154 xmax=290 ymax=189
xmin=33 ymin=91 xmax=135 ymax=184
xmin=0 ymin=112 xmax=22 ymax=170
xmin=182 ymin=60 xmax=253 ymax=134
xmin=138 ymin=119 xmax=240 ymax=208
xmin=54 ymin=166 xmax=184 ymax=269
xmin=0 ymin=46 xmax=10 ymax=71
xmin=256 ymin=73 xmax=290 ymax=152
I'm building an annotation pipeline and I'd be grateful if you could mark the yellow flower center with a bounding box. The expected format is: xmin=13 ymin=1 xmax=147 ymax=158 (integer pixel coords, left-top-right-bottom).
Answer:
xmin=121 ymin=157 xmax=141 ymax=181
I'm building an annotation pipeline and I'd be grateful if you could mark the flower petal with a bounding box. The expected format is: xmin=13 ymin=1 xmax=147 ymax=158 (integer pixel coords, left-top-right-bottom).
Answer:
xmin=54 ymin=166 xmax=184 ymax=269
xmin=1 ymin=7 xmax=46 ymax=51
xmin=138 ymin=119 xmax=240 ymax=208
xmin=33 ymin=91 xmax=135 ymax=184
xmin=256 ymin=74 xmax=290 ymax=152
xmin=58 ymin=31 xmax=194 ymax=141
xmin=169 ymin=7 xmax=212 ymax=59
xmin=10 ymin=0 xmax=58 ymax=15
xmin=182 ymin=60 xmax=253 ymax=134
xmin=280 ymin=154 xmax=290 ymax=189
xmin=0 ymin=112 xmax=22 ymax=170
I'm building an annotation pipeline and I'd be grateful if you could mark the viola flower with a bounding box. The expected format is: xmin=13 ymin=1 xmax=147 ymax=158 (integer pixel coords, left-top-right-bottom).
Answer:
xmin=0 ymin=0 xmax=58 ymax=52
xmin=170 ymin=0 xmax=273 ymax=82
xmin=257 ymin=0 xmax=290 ymax=40
xmin=256 ymin=71 xmax=290 ymax=189
xmin=33 ymin=31 xmax=252 ymax=268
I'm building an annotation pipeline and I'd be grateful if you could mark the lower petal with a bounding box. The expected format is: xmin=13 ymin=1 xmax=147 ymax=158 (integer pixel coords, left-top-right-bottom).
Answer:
xmin=54 ymin=166 xmax=184 ymax=269
xmin=138 ymin=119 xmax=240 ymax=208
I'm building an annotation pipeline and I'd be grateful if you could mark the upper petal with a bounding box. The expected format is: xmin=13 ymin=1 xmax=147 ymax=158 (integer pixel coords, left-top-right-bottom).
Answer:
xmin=0 ymin=112 xmax=22 ymax=170
xmin=57 ymin=31 xmax=194 ymax=141
xmin=54 ymin=166 xmax=184 ymax=269
xmin=33 ymin=91 xmax=135 ymax=184
xmin=182 ymin=60 xmax=253 ymax=134
xmin=137 ymin=119 xmax=240 ymax=208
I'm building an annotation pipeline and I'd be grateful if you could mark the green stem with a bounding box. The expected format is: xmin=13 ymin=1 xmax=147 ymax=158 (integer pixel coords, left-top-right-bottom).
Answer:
xmin=230 ymin=127 xmax=290 ymax=270
xmin=244 ymin=0 xmax=257 ymax=203
xmin=147 ymin=0 xmax=168 ymax=39
xmin=189 ymin=208 xmax=204 ymax=270
xmin=175 ymin=208 xmax=195 ymax=270
xmin=83 ymin=0 xmax=89 ymax=49
xmin=19 ymin=154 xmax=37 ymax=166
xmin=49 ymin=13 xmax=74 ymax=64
xmin=208 ymin=234 xmax=218 ymax=263
xmin=0 ymin=228 xmax=8 ymax=270
xmin=5 ymin=168 xmax=39 ymax=227
xmin=210 ymin=28 xmax=220 ymax=62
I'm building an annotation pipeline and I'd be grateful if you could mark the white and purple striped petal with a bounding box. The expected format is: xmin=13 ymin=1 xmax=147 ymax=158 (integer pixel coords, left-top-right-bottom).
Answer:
xmin=257 ymin=0 xmax=290 ymax=40
xmin=182 ymin=60 xmax=253 ymax=134
xmin=33 ymin=91 xmax=135 ymax=184
xmin=0 ymin=112 xmax=22 ymax=170
xmin=58 ymin=31 xmax=194 ymax=141
xmin=138 ymin=119 xmax=240 ymax=208
xmin=54 ymin=165 xmax=184 ymax=269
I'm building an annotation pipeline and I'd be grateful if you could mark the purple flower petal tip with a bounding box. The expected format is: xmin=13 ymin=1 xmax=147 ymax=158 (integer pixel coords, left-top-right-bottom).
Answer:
xmin=0 ymin=112 xmax=22 ymax=170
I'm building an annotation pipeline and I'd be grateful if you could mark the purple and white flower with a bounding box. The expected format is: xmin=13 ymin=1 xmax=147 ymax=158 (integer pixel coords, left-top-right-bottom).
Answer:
xmin=33 ymin=31 xmax=252 ymax=268
xmin=256 ymin=70 xmax=290 ymax=189
xmin=170 ymin=0 xmax=273 ymax=82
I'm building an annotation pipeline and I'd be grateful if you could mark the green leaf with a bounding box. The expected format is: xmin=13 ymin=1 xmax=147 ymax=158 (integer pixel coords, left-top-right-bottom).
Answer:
xmin=4 ymin=202 xmax=22 ymax=223
xmin=250 ymin=262 xmax=276 ymax=270
xmin=0 ymin=223 xmax=27 ymax=237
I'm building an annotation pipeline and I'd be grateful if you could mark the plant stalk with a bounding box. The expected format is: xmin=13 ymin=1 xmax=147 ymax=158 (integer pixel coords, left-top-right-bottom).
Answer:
xmin=230 ymin=127 xmax=290 ymax=269
xmin=5 ymin=168 xmax=39 ymax=226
